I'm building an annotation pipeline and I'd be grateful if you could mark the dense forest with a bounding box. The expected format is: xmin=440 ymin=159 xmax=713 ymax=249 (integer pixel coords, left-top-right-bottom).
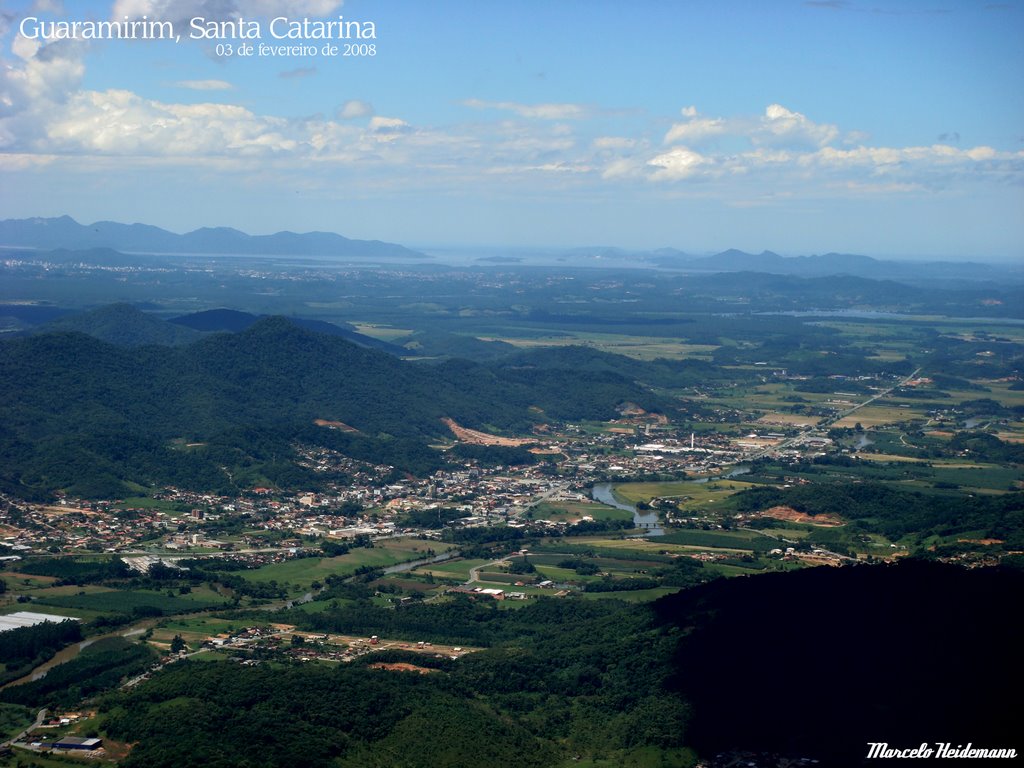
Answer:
xmin=0 ymin=317 xmax=672 ymax=498
xmin=655 ymin=560 xmax=1024 ymax=765
xmin=729 ymin=480 xmax=1024 ymax=545
xmin=90 ymin=561 xmax=1024 ymax=767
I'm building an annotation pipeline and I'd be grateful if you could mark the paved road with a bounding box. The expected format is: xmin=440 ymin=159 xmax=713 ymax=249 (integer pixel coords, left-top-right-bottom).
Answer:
xmin=3 ymin=708 xmax=46 ymax=748
xmin=466 ymin=558 xmax=509 ymax=584
xmin=744 ymin=367 xmax=924 ymax=462
xmin=517 ymin=481 xmax=570 ymax=516
xmin=819 ymin=366 xmax=923 ymax=429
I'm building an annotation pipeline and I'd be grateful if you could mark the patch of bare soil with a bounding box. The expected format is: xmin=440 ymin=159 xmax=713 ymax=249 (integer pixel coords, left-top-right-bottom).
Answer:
xmin=760 ymin=505 xmax=844 ymax=527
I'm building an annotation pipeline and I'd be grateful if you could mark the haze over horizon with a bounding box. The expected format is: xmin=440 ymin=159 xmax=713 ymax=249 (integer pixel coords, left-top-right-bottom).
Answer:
xmin=1 ymin=0 xmax=1022 ymax=261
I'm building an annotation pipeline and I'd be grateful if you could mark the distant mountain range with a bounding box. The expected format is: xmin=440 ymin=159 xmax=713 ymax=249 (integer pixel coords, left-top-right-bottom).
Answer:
xmin=3 ymin=215 xmax=1019 ymax=283
xmin=563 ymin=246 xmax=1022 ymax=283
xmin=0 ymin=216 xmax=426 ymax=260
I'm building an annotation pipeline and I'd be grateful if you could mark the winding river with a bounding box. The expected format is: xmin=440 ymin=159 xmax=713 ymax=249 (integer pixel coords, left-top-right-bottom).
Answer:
xmin=591 ymin=467 xmax=752 ymax=536
xmin=590 ymin=483 xmax=664 ymax=536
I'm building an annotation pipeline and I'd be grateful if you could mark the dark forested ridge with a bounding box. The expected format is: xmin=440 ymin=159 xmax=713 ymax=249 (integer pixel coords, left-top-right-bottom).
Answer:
xmin=92 ymin=561 xmax=1023 ymax=767
xmin=653 ymin=560 xmax=1024 ymax=766
xmin=42 ymin=303 xmax=203 ymax=347
xmin=168 ymin=307 xmax=407 ymax=354
xmin=0 ymin=316 xmax=670 ymax=497
xmin=101 ymin=596 xmax=684 ymax=768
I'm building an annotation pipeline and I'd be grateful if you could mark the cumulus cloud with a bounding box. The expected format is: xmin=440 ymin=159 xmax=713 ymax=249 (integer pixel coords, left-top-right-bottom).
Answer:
xmin=174 ymin=79 xmax=232 ymax=90
xmin=1 ymin=20 xmax=1018 ymax=213
xmin=0 ymin=31 xmax=85 ymax=148
xmin=663 ymin=104 xmax=839 ymax=149
xmin=669 ymin=120 xmax=725 ymax=145
xmin=42 ymin=89 xmax=298 ymax=155
xmin=647 ymin=147 xmax=711 ymax=180
xmin=757 ymin=103 xmax=839 ymax=148
xmin=664 ymin=112 xmax=727 ymax=144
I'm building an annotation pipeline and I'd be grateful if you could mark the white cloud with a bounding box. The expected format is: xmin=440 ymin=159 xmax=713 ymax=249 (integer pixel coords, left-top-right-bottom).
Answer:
xmin=174 ymin=79 xmax=233 ymax=90
xmin=663 ymin=104 xmax=839 ymax=149
xmin=1 ymin=26 xmax=1018 ymax=211
xmin=647 ymin=147 xmax=711 ymax=180
xmin=337 ymin=99 xmax=372 ymax=119
xmin=368 ymin=116 xmax=410 ymax=140
xmin=757 ymin=103 xmax=838 ymax=148
xmin=43 ymin=89 xmax=297 ymax=155
xmin=664 ymin=115 xmax=727 ymax=145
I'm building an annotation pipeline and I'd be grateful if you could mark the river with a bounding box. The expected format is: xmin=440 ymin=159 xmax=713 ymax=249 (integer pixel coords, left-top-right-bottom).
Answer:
xmin=2 ymin=619 xmax=158 ymax=688
xmin=380 ymin=551 xmax=458 ymax=575
xmin=590 ymin=483 xmax=663 ymax=536
xmin=591 ymin=467 xmax=752 ymax=536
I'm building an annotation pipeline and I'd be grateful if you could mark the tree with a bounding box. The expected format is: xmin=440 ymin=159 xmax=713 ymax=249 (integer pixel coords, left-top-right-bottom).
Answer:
xmin=170 ymin=635 xmax=186 ymax=653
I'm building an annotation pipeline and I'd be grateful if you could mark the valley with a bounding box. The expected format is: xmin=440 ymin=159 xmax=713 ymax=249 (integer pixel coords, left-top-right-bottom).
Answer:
xmin=0 ymin=242 xmax=1021 ymax=768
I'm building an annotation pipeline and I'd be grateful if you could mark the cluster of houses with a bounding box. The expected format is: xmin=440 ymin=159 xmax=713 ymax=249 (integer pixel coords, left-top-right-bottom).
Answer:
xmin=0 ymin=405 xmax=882 ymax=562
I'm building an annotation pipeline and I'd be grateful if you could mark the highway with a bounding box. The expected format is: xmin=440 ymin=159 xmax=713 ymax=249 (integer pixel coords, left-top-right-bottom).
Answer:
xmin=743 ymin=366 xmax=924 ymax=462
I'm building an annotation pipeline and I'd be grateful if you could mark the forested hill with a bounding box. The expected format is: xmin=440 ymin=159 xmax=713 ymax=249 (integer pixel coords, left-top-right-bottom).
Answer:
xmin=42 ymin=303 xmax=202 ymax=347
xmin=0 ymin=317 xmax=670 ymax=498
xmin=654 ymin=560 xmax=1024 ymax=766
xmin=94 ymin=560 xmax=1023 ymax=767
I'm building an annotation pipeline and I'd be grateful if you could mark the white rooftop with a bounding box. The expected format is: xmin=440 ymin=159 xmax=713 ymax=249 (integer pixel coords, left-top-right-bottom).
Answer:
xmin=0 ymin=610 xmax=79 ymax=633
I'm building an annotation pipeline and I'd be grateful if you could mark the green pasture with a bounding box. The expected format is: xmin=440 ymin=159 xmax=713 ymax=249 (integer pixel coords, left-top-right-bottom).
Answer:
xmin=579 ymin=586 xmax=685 ymax=603
xmin=349 ymin=322 xmax=414 ymax=341
xmin=532 ymin=500 xmax=632 ymax=522
xmin=157 ymin=615 xmax=259 ymax=635
xmin=112 ymin=496 xmax=183 ymax=512
xmin=237 ymin=538 xmax=450 ymax=593
xmin=35 ymin=586 xmax=226 ymax=614
xmin=568 ymin=537 xmax=720 ymax=558
xmin=658 ymin=529 xmax=779 ymax=551
xmin=612 ymin=479 xmax=756 ymax=508
xmin=241 ymin=550 xmax=403 ymax=589
xmin=476 ymin=328 xmax=718 ymax=361
xmin=413 ymin=558 xmax=492 ymax=581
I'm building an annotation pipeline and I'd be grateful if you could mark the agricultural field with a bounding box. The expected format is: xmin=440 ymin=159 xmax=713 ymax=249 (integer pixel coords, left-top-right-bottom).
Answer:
xmin=476 ymin=330 xmax=718 ymax=361
xmin=348 ymin=322 xmax=414 ymax=341
xmin=612 ymin=479 xmax=757 ymax=510
xmin=579 ymin=587 xmax=686 ymax=602
xmin=235 ymin=538 xmax=451 ymax=589
xmin=658 ymin=529 xmax=781 ymax=552
xmin=33 ymin=586 xmax=226 ymax=615
xmin=531 ymin=500 xmax=631 ymax=522
xmin=412 ymin=558 xmax=492 ymax=582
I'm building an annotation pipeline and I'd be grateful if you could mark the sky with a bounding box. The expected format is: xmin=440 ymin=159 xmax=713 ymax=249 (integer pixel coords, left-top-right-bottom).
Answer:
xmin=0 ymin=0 xmax=1022 ymax=260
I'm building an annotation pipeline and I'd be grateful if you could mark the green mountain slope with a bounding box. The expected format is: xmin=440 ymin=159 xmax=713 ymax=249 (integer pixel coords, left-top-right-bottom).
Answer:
xmin=0 ymin=316 xmax=672 ymax=497
xmin=42 ymin=303 xmax=201 ymax=346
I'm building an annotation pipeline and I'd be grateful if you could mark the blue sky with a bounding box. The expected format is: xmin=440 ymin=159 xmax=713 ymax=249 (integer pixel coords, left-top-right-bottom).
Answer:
xmin=1 ymin=0 xmax=1021 ymax=259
